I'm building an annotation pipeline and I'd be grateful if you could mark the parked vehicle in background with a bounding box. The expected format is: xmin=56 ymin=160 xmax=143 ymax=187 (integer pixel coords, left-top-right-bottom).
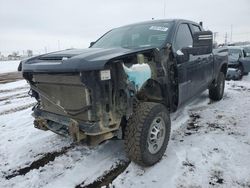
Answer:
xmin=19 ymin=19 xmax=228 ymax=166
xmin=226 ymin=46 xmax=250 ymax=80
xmin=243 ymin=46 xmax=250 ymax=56
xmin=242 ymin=46 xmax=250 ymax=75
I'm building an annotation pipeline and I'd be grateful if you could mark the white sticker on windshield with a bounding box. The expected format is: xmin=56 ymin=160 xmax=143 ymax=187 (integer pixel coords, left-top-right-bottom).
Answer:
xmin=149 ymin=26 xmax=168 ymax=32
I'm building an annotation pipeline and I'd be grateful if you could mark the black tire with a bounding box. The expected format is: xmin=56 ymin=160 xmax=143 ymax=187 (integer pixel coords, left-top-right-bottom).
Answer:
xmin=124 ymin=102 xmax=171 ymax=166
xmin=209 ymin=72 xmax=225 ymax=101
xmin=238 ymin=65 xmax=244 ymax=80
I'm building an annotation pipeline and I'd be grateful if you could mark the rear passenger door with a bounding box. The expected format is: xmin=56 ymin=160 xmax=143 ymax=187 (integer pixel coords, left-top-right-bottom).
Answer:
xmin=190 ymin=24 xmax=214 ymax=88
xmin=174 ymin=23 xmax=200 ymax=104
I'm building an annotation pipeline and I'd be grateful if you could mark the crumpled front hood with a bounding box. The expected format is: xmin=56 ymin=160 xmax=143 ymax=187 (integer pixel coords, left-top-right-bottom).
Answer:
xmin=21 ymin=47 xmax=155 ymax=72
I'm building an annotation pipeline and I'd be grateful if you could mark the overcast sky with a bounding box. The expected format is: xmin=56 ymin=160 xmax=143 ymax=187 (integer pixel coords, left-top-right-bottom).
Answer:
xmin=0 ymin=0 xmax=250 ymax=55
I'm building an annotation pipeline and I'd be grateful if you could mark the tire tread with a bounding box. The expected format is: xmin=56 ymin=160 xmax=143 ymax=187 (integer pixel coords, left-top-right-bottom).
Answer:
xmin=124 ymin=102 xmax=170 ymax=166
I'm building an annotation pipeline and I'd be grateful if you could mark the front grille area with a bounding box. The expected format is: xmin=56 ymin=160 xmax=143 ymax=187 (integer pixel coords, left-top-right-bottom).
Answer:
xmin=33 ymin=74 xmax=92 ymax=121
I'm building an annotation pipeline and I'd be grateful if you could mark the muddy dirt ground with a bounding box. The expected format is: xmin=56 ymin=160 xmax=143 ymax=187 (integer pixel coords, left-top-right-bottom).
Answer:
xmin=0 ymin=72 xmax=22 ymax=84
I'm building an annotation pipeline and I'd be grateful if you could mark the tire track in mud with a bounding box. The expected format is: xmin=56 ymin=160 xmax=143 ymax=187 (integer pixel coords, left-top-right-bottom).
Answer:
xmin=0 ymin=86 xmax=28 ymax=94
xmin=0 ymin=72 xmax=23 ymax=84
xmin=4 ymin=144 xmax=76 ymax=180
xmin=0 ymin=92 xmax=29 ymax=102
xmin=0 ymin=102 xmax=36 ymax=116
xmin=76 ymin=160 xmax=130 ymax=188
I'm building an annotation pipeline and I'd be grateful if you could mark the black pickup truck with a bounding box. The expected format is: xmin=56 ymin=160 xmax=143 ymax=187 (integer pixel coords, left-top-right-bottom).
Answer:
xmin=19 ymin=19 xmax=228 ymax=166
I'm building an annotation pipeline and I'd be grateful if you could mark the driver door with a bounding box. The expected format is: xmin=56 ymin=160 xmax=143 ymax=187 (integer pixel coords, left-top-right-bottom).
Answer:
xmin=174 ymin=23 xmax=202 ymax=105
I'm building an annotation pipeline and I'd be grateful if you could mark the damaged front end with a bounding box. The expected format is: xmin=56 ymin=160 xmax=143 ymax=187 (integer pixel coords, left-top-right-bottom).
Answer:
xmin=21 ymin=47 xmax=171 ymax=145
xmin=22 ymin=43 xmax=176 ymax=145
xmin=25 ymin=69 xmax=127 ymax=145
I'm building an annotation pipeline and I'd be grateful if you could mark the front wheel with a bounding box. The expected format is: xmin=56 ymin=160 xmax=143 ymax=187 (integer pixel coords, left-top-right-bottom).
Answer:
xmin=209 ymin=72 xmax=225 ymax=101
xmin=124 ymin=102 xmax=171 ymax=166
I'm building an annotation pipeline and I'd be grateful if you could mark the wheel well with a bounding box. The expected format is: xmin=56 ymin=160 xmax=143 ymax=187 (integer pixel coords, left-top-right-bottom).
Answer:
xmin=210 ymin=63 xmax=228 ymax=88
xmin=136 ymin=79 xmax=168 ymax=107
xmin=220 ymin=63 xmax=227 ymax=75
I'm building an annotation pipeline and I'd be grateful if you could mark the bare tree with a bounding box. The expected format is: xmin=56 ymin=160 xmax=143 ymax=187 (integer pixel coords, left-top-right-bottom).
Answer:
xmin=12 ymin=51 xmax=19 ymax=57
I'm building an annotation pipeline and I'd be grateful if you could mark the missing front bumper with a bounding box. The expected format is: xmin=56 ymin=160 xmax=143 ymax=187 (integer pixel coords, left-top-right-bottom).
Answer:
xmin=33 ymin=108 xmax=117 ymax=144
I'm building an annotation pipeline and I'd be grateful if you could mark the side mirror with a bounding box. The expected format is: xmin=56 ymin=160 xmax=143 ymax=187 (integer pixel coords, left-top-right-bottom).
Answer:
xmin=176 ymin=48 xmax=190 ymax=63
xmin=176 ymin=46 xmax=202 ymax=63
xmin=89 ymin=41 xmax=96 ymax=47
xmin=176 ymin=31 xmax=213 ymax=63
xmin=192 ymin=31 xmax=213 ymax=55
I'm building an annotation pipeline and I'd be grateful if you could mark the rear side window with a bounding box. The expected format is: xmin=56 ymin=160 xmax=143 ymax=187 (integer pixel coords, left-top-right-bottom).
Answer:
xmin=192 ymin=24 xmax=201 ymax=32
xmin=174 ymin=24 xmax=193 ymax=51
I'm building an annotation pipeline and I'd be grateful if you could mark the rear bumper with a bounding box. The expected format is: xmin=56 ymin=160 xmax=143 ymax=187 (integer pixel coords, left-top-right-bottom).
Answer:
xmin=226 ymin=68 xmax=241 ymax=80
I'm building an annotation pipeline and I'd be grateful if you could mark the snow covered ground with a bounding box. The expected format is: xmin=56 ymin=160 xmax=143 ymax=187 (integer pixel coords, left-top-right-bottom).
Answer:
xmin=0 ymin=61 xmax=20 ymax=73
xmin=113 ymin=77 xmax=250 ymax=188
xmin=0 ymin=72 xmax=250 ymax=187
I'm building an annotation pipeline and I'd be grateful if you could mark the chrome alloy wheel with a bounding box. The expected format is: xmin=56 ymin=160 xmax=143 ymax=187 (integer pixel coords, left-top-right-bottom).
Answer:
xmin=147 ymin=116 xmax=166 ymax=154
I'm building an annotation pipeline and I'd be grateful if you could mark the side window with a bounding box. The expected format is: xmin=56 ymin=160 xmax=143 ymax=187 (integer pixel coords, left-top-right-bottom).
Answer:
xmin=192 ymin=24 xmax=201 ymax=32
xmin=175 ymin=24 xmax=193 ymax=51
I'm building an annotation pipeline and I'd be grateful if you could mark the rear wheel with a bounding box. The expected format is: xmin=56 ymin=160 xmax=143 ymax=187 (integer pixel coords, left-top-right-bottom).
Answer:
xmin=124 ymin=102 xmax=171 ymax=166
xmin=237 ymin=65 xmax=244 ymax=80
xmin=209 ymin=72 xmax=225 ymax=101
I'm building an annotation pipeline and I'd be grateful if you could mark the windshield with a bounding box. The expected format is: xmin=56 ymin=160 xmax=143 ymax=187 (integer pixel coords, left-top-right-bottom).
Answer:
xmin=91 ymin=22 xmax=172 ymax=49
xmin=228 ymin=49 xmax=241 ymax=57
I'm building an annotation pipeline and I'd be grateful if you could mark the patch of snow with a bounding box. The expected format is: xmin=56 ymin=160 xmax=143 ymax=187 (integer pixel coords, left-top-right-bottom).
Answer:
xmin=0 ymin=80 xmax=27 ymax=90
xmin=112 ymin=75 xmax=250 ymax=188
xmin=0 ymin=76 xmax=250 ymax=188
xmin=0 ymin=61 xmax=20 ymax=74
xmin=0 ymin=80 xmax=127 ymax=188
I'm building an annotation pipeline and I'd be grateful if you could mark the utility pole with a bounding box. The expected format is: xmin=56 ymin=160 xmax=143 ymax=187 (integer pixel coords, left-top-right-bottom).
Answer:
xmin=213 ymin=32 xmax=218 ymax=42
xmin=163 ymin=0 xmax=166 ymax=17
xmin=224 ymin=32 xmax=228 ymax=45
